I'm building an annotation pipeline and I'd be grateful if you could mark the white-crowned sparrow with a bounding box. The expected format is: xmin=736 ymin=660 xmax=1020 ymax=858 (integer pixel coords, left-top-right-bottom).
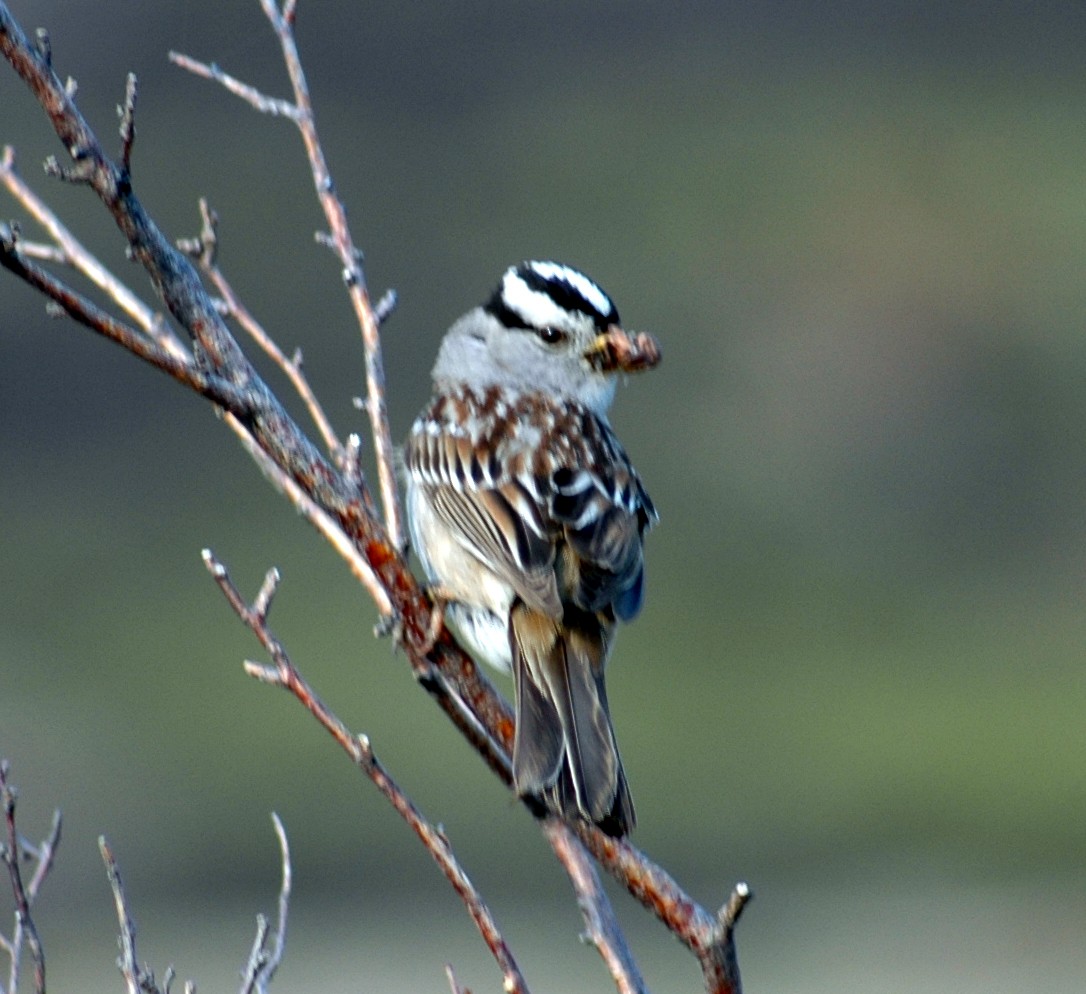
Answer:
xmin=405 ymin=260 xmax=660 ymax=837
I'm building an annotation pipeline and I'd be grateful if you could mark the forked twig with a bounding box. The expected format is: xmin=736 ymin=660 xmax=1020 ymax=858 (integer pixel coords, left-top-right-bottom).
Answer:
xmin=0 ymin=3 xmax=750 ymax=990
xmin=170 ymin=1 xmax=403 ymax=551
xmin=98 ymin=820 xmax=291 ymax=994
xmin=179 ymin=198 xmax=346 ymax=464
xmin=238 ymin=813 xmax=291 ymax=994
xmin=99 ymin=838 xmax=144 ymax=994
xmin=1 ymin=144 xmax=179 ymax=352
xmin=1 ymin=762 xmax=60 ymax=994
xmin=204 ymin=552 xmax=530 ymax=994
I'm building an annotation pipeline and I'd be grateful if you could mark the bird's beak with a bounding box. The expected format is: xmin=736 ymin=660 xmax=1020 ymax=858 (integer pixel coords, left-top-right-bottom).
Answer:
xmin=584 ymin=325 xmax=662 ymax=374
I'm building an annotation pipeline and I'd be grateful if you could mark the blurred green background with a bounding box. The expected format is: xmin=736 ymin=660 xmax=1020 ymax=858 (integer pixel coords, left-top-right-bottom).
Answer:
xmin=2 ymin=1 xmax=1085 ymax=991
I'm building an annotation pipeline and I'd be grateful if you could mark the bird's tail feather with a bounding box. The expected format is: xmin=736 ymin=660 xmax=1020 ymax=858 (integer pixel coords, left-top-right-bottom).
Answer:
xmin=510 ymin=604 xmax=635 ymax=837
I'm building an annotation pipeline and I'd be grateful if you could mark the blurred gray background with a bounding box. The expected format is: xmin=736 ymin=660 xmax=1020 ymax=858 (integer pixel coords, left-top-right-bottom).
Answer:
xmin=2 ymin=2 xmax=1084 ymax=991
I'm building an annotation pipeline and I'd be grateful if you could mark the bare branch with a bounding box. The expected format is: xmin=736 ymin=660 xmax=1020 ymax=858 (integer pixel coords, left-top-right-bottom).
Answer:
xmin=0 ymin=223 xmax=254 ymax=416
xmin=543 ymin=820 xmax=646 ymax=994
xmin=99 ymin=837 xmax=146 ymax=994
xmin=443 ymin=963 xmax=466 ymax=994
xmin=20 ymin=812 xmax=61 ymax=913
xmin=225 ymin=432 xmax=393 ymax=617
xmin=172 ymin=0 xmax=403 ymax=549
xmin=178 ymin=198 xmax=347 ymax=464
xmin=167 ymin=52 xmax=300 ymax=120
xmin=1 ymin=762 xmax=59 ymax=994
xmin=204 ymin=554 xmax=530 ymax=994
xmin=117 ymin=72 xmax=137 ymax=176
xmin=0 ymin=145 xmax=180 ymax=354
xmin=238 ymin=814 xmax=290 ymax=994
xmin=0 ymin=4 xmax=751 ymax=987
xmin=568 ymin=821 xmax=748 ymax=994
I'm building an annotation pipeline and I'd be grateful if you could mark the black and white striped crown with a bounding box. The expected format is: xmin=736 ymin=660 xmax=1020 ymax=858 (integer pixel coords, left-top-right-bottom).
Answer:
xmin=484 ymin=260 xmax=619 ymax=333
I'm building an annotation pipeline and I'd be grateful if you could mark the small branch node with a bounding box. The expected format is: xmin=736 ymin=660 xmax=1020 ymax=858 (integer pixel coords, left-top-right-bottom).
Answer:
xmin=373 ymin=288 xmax=398 ymax=326
xmin=118 ymin=73 xmax=138 ymax=174
xmin=718 ymin=882 xmax=752 ymax=933
xmin=243 ymin=660 xmax=280 ymax=684
xmin=444 ymin=963 xmax=466 ymax=994
xmin=63 ymin=76 xmax=77 ymax=99
xmin=33 ymin=28 xmax=51 ymax=68
xmin=253 ymin=567 xmax=281 ymax=620
xmin=42 ymin=153 xmax=91 ymax=185
xmin=706 ymin=881 xmax=752 ymax=963
xmin=373 ymin=614 xmax=395 ymax=640
xmin=343 ymin=432 xmax=367 ymax=488
xmin=200 ymin=548 xmax=226 ymax=580
xmin=177 ymin=197 xmax=220 ymax=268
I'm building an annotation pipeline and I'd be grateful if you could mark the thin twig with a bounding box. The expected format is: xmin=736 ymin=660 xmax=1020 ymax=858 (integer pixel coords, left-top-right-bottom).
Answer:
xmin=167 ymin=53 xmax=299 ymax=120
xmin=260 ymin=0 xmax=402 ymax=550
xmin=568 ymin=820 xmax=747 ymax=994
xmin=0 ymin=157 xmax=391 ymax=619
xmin=0 ymin=224 xmax=252 ymax=416
xmin=99 ymin=838 xmax=145 ymax=994
xmin=0 ymin=6 xmax=751 ymax=989
xmin=238 ymin=814 xmax=290 ymax=994
xmin=117 ymin=72 xmax=137 ymax=176
xmin=444 ymin=963 xmax=466 ymax=994
xmin=229 ymin=426 xmax=392 ymax=617
xmin=172 ymin=4 xmax=404 ymax=550
xmin=0 ymin=145 xmax=181 ymax=355
xmin=203 ymin=553 xmax=529 ymax=994
xmin=543 ymin=820 xmax=647 ymax=994
xmin=179 ymin=197 xmax=346 ymax=464
xmin=1 ymin=762 xmax=57 ymax=994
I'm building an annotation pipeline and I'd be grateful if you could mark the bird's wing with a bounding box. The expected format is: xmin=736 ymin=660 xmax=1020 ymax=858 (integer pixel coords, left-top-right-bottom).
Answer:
xmin=405 ymin=413 xmax=562 ymax=617
xmin=547 ymin=411 xmax=657 ymax=621
xmin=406 ymin=391 xmax=656 ymax=621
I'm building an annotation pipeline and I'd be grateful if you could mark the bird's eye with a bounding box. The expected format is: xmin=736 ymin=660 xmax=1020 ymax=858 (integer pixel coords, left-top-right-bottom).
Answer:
xmin=536 ymin=326 xmax=566 ymax=345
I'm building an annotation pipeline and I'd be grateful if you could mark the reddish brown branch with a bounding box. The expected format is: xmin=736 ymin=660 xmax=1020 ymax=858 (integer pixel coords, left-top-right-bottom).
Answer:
xmin=0 ymin=3 xmax=750 ymax=989
xmin=570 ymin=821 xmax=749 ymax=994
xmin=204 ymin=553 xmax=530 ymax=994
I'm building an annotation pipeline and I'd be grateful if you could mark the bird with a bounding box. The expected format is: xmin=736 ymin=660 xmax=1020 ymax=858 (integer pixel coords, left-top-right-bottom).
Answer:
xmin=404 ymin=260 xmax=660 ymax=837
